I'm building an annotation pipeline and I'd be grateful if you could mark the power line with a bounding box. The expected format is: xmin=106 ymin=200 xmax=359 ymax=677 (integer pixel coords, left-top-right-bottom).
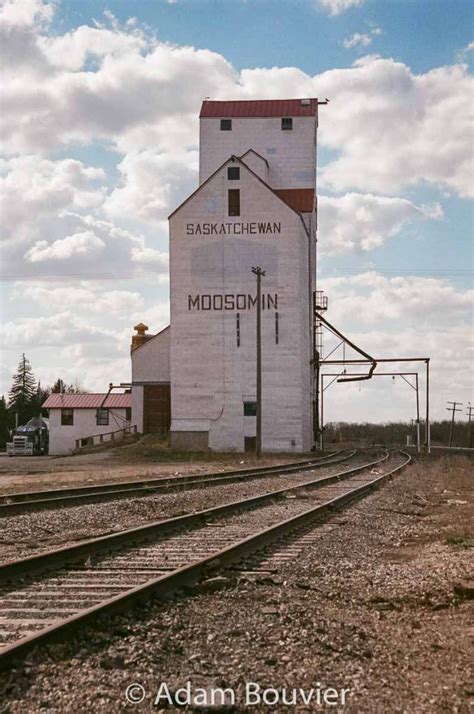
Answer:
xmin=1 ymin=272 xmax=163 ymax=282
xmin=320 ymin=268 xmax=473 ymax=280
xmin=2 ymin=268 xmax=472 ymax=283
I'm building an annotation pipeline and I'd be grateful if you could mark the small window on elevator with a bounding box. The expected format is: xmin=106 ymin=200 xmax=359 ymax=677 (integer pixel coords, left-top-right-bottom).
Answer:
xmin=228 ymin=189 xmax=240 ymax=216
xmin=243 ymin=401 xmax=257 ymax=416
xmin=281 ymin=117 xmax=293 ymax=131
xmin=220 ymin=119 xmax=232 ymax=131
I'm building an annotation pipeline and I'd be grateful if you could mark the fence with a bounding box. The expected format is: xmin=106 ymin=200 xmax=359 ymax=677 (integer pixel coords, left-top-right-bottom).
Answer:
xmin=75 ymin=424 xmax=138 ymax=451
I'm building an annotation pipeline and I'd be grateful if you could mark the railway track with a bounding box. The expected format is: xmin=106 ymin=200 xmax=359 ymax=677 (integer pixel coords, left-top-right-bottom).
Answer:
xmin=0 ymin=450 xmax=353 ymax=516
xmin=0 ymin=450 xmax=411 ymax=669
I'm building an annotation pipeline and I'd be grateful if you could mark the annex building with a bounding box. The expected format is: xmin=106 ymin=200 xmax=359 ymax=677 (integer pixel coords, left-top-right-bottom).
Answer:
xmin=131 ymin=98 xmax=320 ymax=454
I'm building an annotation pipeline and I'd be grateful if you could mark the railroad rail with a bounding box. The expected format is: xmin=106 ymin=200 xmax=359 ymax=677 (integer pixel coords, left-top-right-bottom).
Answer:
xmin=0 ymin=450 xmax=411 ymax=669
xmin=0 ymin=450 xmax=354 ymax=516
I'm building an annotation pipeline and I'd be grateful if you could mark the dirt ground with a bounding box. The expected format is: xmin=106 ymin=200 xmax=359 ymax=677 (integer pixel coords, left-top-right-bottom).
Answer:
xmin=0 ymin=439 xmax=313 ymax=494
xmin=0 ymin=453 xmax=472 ymax=713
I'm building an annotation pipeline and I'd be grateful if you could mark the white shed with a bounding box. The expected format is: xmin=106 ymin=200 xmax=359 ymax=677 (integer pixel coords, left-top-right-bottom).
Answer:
xmin=43 ymin=393 xmax=132 ymax=455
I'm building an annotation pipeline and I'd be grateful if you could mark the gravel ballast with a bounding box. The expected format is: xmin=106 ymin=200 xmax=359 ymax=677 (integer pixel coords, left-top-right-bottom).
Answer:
xmin=0 ymin=454 xmax=471 ymax=713
xmin=0 ymin=454 xmax=371 ymax=563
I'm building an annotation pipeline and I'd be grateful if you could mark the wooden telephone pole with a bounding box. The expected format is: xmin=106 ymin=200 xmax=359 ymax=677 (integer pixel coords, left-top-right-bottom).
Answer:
xmin=252 ymin=266 xmax=265 ymax=456
xmin=446 ymin=401 xmax=463 ymax=447
xmin=467 ymin=404 xmax=473 ymax=449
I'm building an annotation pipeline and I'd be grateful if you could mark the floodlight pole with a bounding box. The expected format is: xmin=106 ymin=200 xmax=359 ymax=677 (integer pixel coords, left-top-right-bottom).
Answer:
xmin=252 ymin=266 xmax=265 ymax=456
xmin=415 ymin=372 xmax=421 ymax=454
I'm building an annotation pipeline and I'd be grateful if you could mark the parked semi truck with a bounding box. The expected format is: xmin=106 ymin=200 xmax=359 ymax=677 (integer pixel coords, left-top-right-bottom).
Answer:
xmin=6 ymin=417 xmax=49 ymax=456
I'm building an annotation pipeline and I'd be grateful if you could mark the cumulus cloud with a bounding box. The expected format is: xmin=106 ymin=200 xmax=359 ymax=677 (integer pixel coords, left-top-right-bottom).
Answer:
xmin=0 ymin=156 xmax=105 ymax=237
xmin=2 ymin=209 xmax=152 ymax=279
xmin=317 ymin=0 xmax=366 ymax=16
xmin=318 ymin=273 xmax=473 ymax=421
xmin=321 ymin=272 xmax=473 ymax=326
xmin=240 ymin=57 xmax=473 ymax=198
xmin=0 ymin=150 xmax=170 ymax=280
xmin=38 ymin=23 xmax=150 ymax=71
xmin=13 ymin=283 xmax=144 ymax=313
xmin=1 ymin=284 xmax=169 ymax=393
xmin=25 ymin=230 xmax=105 ymax=262
xmin=343 ymin=33 xmax=372 ymax=49
xmin=315 ymin=56 xmax=473 ymax=197
xmin=343 ymin=28 xmax=381 ymax=49
xmin=1 ymin=21 xmax=236 ymax=154
xmin=130 ymin=246 xmax=169 ymax=268
xmin=1 ymin=3 xmax=472 ymax=415
xmin=130 ymin=301 xmax=170 ymax=333
xmin=1 ymin=9 xmax=471 ymax=200
xmin=0 ymin=0 xmax=53 ymax=28
xmin=0 ymin=310 xmax=118 ymax=348
xmin=318 ymin=193 xmax=443 ymax=254
xmin=105 ymin=149 xmax=199 ymax=222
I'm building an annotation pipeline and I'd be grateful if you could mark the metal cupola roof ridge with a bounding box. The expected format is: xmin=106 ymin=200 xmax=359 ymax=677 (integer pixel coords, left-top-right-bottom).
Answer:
xmin=199 ymin=98 xmax=319 ymax=118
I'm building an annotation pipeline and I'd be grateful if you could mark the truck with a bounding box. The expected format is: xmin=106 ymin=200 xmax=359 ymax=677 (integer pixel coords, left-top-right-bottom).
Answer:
xmin=6 ymin=417 xmax=49 ymax=456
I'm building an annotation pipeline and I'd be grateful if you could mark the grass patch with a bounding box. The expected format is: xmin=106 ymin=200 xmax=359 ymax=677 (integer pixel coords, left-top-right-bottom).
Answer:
xmin=109 ymin=434 xmax=254 ymax=464
xmin=445 ymin=534 xmax=473 ymax=548
xmin=113 ymin=434 xmax=217 ymax=462
xmin=109 ymin=434 xmax=312 ymax=465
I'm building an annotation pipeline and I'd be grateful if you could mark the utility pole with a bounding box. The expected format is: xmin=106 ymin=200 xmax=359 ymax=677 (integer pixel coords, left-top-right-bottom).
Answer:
xmin=446 ymin=401 xmax=463 ymax=447
xmin=467 ymin=403 xmax=473 ymax=449
xmin=252 ymin=266 xmax=265 ymax=456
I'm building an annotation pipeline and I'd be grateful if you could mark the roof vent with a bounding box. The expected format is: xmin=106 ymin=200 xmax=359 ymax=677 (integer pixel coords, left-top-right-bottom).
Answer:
xmin=301 ymin=99 xmax=310 ymax=106
xmin=131 ymin=322 xmax=149 ymax=352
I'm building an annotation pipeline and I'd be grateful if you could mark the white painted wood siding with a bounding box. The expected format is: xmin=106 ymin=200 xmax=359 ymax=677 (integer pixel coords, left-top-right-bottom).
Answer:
xmin=170 ymin=160 xmax=314 ymax=452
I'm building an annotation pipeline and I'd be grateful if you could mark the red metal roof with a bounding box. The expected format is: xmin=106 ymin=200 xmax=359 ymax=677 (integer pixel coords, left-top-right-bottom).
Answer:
xmin=42 ymin=393 xmax=132 ymax=409
xmin=274 ymin=188 xmax=315 ymax=213
xmin=200 ymin=99 xmax=318 ymax=118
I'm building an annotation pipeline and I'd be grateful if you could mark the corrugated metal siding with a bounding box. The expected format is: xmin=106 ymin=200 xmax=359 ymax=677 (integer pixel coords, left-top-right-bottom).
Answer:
xmin=200 ymin=99 xmax=318 ymax=118
xmin=274 ymin=188 xmax=315 ymax=212
xmin=43 ymin=394 xmax=132 ymax=409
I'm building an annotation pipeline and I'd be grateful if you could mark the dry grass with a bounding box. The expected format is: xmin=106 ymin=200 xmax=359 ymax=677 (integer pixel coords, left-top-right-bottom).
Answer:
xmin=390 ymin=454 xmax=473 ymax=549
xmin=108 ymin=433 xmax=313 ymax=466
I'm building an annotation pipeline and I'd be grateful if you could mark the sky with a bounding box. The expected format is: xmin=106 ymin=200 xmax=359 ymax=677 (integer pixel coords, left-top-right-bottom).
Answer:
xmin=0 ymin=0 xmax=473 ymax=425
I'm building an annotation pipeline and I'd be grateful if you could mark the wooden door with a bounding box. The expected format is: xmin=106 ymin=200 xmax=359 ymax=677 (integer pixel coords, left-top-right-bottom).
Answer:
xmin=143 ymin=385 xmax=171 ymax=434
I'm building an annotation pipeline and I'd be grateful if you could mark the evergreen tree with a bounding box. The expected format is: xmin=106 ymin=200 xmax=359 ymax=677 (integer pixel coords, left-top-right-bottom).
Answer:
xmin=32 ymin=382 xmax=51 ymax=415
xmin=0 ymin=396 xmax=10 ymax=449
xmin=51 ymin=378 xmax=71 ymax=394
xmin=8 ymin=353 xmax=37 ymax=425
xmin=50 ymin=378 xmax=88 ymax=394
xmin=51 ymin=378 xmax=81 ymax=393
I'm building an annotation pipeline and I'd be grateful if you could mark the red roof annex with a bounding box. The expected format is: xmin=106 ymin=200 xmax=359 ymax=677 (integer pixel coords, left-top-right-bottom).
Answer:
xmin=274 ymin=188 xmax=315 ymax=213
xmin=42 ymin=393 xmax=132 ymax=409
xmin=200 ymin=99 xmax=318 ymax=118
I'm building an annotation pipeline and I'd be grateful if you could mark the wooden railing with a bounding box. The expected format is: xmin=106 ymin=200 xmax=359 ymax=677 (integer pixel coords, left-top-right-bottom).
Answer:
xmin=75 ymin=424 xmax=138 ymax=451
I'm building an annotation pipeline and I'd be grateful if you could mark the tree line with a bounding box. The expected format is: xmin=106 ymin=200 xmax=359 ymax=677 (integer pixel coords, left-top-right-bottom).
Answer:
xmin=324 ymin=420 xmax=473 ymax=449
xmin=0 ymin=354 xmax=87 ymax=448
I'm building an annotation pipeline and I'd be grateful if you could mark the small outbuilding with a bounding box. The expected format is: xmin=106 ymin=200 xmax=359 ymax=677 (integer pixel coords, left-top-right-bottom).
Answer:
xmin=42 ymin=393 xmax=132 ymax=455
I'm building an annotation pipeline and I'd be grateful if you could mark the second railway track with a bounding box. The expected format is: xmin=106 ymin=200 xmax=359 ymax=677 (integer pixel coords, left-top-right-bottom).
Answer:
xmin=0 ymin=450 xmax=411 ymax=669
xmin=0 ymin=449 xmax=353 ymax=516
